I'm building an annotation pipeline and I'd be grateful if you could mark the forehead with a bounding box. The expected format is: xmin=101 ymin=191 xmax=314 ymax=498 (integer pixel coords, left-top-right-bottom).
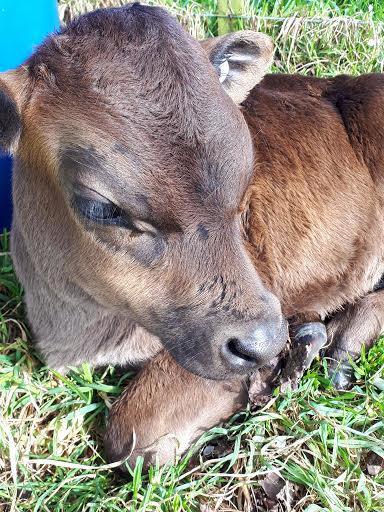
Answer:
xmin=27 ymin=4 xmax=253 ymax=214
xmin=60 ymin=123 xmax=252 ymax=219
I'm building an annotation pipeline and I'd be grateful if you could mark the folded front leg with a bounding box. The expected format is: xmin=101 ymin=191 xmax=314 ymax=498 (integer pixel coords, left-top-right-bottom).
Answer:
xmin=325 ymin=289 xmax=384 ymax=389
xmin=104 ymin=350 xmax=248 ymax=470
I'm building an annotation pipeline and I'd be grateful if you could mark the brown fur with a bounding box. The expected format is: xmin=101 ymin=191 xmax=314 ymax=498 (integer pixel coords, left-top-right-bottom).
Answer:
xmin=244 ymin=73 xmax=384 ymax=316
xmin=4 ymin=5 xmax=286 ymax=379
xmin=105 ymin=351 xmax=247 ymax=468
xmin=1 ymin=4 xmax=383 ymax=468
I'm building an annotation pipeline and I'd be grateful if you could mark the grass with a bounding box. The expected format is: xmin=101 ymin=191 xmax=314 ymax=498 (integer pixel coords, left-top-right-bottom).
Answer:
xmin=1 ymin=231 xmax=384 ymax=511
xmin=1 ymin=1 xmax=384 ymax=510
xmin=60 ymin=0 xmax=384 ymax=75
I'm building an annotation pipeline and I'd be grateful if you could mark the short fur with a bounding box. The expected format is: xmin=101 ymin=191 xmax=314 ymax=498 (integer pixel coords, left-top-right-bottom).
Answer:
xmin=1 ymin=4 xmax=383 ymax=466
xmin=0 ymin=87 xmax=21 ymax=151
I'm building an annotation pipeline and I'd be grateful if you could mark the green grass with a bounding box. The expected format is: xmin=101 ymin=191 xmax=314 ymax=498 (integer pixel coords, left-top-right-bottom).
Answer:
xmin=1 ymin=230 xmax=384 ymax=510
xmin=1 ymin=1 xmax=384 ymax=509
xmin=60 ymin=0 xmax=384 ymax=76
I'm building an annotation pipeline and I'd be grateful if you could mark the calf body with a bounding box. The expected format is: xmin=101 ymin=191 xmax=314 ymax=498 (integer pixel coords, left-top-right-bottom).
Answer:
xmin=106 ymin=72 xmax=384 ymax=466
xmin=1 ymin=5 xmax=383 ymax=467
xmin=245 ymin=72 xmax=384 ymax=315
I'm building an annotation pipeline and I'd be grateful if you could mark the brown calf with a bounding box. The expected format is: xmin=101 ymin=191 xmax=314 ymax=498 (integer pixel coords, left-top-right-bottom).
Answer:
xmin=0 ymin=4 xmax=383 ymax=468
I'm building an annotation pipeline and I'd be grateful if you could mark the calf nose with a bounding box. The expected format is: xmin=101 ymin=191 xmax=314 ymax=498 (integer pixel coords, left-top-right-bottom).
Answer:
xmin=220 ymin=319 xmax=288 ymax=373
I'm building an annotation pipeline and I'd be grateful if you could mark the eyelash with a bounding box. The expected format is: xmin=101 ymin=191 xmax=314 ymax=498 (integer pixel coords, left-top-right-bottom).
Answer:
xmin=74 ymin=195 xmax=141 ymax=231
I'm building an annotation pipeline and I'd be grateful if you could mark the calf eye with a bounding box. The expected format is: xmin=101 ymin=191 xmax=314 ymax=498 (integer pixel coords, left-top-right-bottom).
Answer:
xmin=75 ymin=196 xmax=119 ymax=221
xmin=74 ymin=195 xmax=139 ymax=231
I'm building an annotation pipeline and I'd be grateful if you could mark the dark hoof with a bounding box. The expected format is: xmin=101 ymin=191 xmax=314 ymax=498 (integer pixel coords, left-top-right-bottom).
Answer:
xmin=278 ymin=321 xmax=328 ymax=390
xmin=329 ymin=361 xmax=355 ymax=390
xmin=293 ymin=322 xmax=328 ymax=369
xmin=104 ymin=430 xmax=133 ymax=476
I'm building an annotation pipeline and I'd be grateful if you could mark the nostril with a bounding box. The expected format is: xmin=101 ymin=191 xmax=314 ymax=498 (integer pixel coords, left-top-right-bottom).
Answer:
xmin=221 ymin=319 xmax=288 ymax=373
xmin=226 ymin=338 xmax=257 ymax=363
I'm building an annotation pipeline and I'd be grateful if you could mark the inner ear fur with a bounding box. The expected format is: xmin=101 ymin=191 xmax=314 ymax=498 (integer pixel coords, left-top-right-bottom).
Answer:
xmin=201 ymin=30 xmax=274 ymax=105
xmin=0 ymin=69 xmax=29 ymax=154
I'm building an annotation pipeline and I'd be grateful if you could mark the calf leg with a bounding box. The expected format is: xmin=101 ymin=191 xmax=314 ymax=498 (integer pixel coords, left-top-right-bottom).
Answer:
xmin=104 ymin=351 xmax=247 ymax=469
xmin=325 ymin=289 xmax=384 ymax=388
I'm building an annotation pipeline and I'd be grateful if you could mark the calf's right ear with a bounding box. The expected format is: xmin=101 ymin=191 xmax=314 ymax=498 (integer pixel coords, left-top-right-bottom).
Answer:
xmin=0 ymin=73 xmax=23 ymax=154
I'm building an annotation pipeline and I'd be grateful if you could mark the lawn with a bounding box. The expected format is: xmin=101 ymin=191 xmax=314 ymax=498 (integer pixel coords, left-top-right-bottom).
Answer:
xmin=1 ymin=1 xmax=384 ymax=510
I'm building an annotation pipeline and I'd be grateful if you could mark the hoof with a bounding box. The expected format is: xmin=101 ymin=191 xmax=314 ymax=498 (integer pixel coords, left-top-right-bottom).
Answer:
xmin=104 ymin=425 xmax=181 ymax=474
xmin=280 ymin=321 xmax=327 ymax=387
xmin=329 ymin=361 xmax=355 ymax=390
xmin=293 ymin=321 xmax=328 ymax=370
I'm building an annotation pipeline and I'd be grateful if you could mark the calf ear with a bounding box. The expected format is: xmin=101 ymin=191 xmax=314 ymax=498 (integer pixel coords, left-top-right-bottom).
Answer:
xmin=0 ymin=72 xmax=23 ymax=154
xmin=201 ymin=31 xmax=274 ymax=105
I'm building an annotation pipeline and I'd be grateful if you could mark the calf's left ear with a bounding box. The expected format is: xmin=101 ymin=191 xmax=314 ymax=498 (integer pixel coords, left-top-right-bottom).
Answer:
xmin=0 ymin=72 xmax=24 ymax=154
xmin=201 ymin=31 xmax=274 ymax=105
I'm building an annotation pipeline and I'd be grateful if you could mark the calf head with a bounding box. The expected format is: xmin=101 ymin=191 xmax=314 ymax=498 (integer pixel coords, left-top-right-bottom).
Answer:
xmin=0 ymin=4 xmax=287 ymax=379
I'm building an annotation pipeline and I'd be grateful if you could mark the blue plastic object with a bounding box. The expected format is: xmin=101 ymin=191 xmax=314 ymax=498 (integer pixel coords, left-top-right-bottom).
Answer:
xmin=0 ymin=0 xmax=60 ymax=232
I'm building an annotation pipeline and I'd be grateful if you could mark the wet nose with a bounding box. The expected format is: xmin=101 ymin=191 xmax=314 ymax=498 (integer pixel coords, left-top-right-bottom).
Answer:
xmin=220 ymin=318 xmax=288 ymax=373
